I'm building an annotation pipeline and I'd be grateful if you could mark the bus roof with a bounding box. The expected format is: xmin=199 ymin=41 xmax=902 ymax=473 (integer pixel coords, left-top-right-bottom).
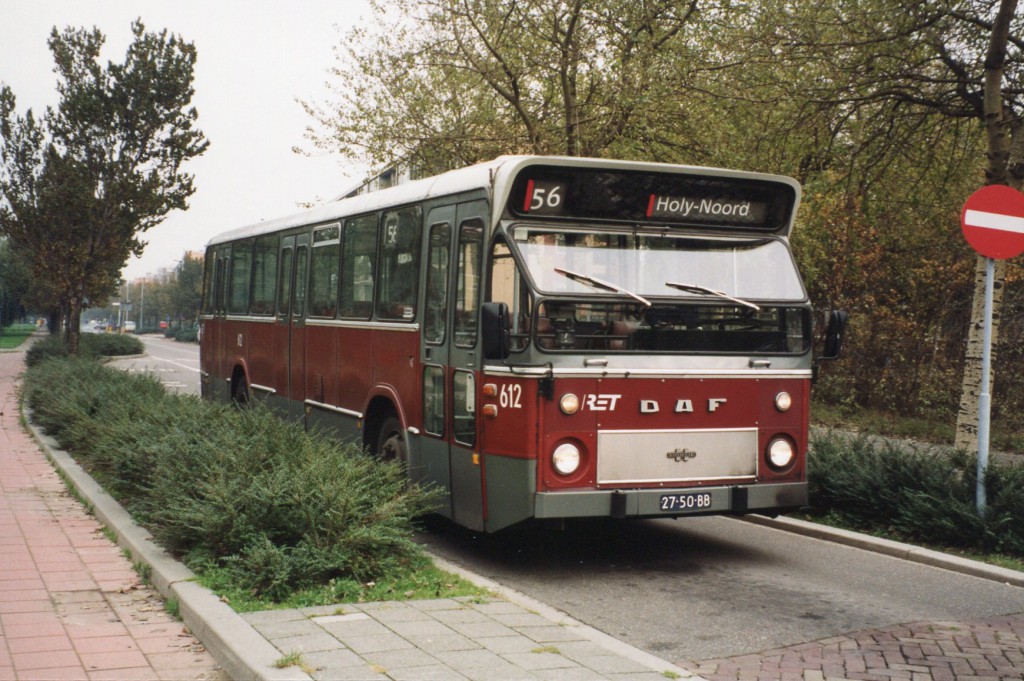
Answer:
xmin=206 ymin=156 xmax=802 ymax=247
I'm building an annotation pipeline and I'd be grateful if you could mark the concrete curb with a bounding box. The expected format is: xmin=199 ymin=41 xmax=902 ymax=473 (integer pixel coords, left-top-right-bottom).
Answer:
xmin=743 ymin=514 xmax=1024 ymax=588
xmin=25 ymin=417 xmax=312 ymax=681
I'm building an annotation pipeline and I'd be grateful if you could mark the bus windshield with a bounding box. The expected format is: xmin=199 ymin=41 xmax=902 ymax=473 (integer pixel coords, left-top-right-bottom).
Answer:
xmin=506 ymin=226 xmax=810 ymax=354
xmin=512 ymin=227 xmax=805 ymax=302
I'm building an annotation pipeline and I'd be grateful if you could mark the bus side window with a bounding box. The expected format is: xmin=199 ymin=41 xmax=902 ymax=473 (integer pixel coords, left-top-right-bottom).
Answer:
xmin=278 ymin=247 xmax=293 ymax=316
xmin=376 ymin=206 xmax=422 ymax=321
xmin=214 ymin=249 xmax=229 ymax=315
xmin=228 ymin=240 xmax=252 ymax=315
xmin=454 ymin=220 xmax=483 ymax=348
xmin=250 ymin=235 xmax=279 ymax=315
xmin=423 ymin=365 xmax=444 ymax=436
xmin=424 ymin=223 xmax=451 ymax=344
xmin=201 ymin=248 xmax=216 ymax=315
xmin=310 ymin=225 xmax=341 ymax=318
xmin=488 ymin=239 xmax=531 ymax=352
xmin=341 ymin=215 xmax=377 ymax=319
xmin=453 ymin=370 xmax=476 ymax=446
xmin=293 ymin=245 xmax=308 ymax=318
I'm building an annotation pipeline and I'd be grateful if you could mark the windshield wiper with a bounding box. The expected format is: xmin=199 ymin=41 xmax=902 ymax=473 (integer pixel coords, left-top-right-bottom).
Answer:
xmin=555 ymin=268 xmax=651 ymax=308
xmin=664 ymin=282 xmax=761 ymax=311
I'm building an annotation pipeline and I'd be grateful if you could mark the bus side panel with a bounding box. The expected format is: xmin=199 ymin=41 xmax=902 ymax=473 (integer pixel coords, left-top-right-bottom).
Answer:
xmin=244 ymin=320 xmax=278 ymax=400
xmin=337 ymin=326 xmax=374 ymax=417
xmin=199 ymin=318 xmax=224 ymax=401
xmin=371 ymin=328 xmax=420 ymax=421
xmin=304 ymin=324 xmax=339 ymax=423
xmin=479 ymin=377 xmax=539 ymax=459
xmin=484 ymin=455 xmax=537 ymax=532
xmin=479 ymin=376 xmax=542 ymax=531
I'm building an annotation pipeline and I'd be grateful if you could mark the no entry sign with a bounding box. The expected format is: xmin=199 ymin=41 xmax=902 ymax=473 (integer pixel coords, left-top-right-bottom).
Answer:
xmin=961 ymin=184 xmax=1024 ymax=260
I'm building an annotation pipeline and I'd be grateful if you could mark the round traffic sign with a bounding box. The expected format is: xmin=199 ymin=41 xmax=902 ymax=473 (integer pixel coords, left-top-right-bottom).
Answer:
xmin=960 ymin=184 xmax=1024 ymax=260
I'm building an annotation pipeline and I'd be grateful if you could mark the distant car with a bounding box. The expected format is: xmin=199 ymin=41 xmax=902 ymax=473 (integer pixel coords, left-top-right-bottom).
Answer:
xmin=124 ymin=321 xmax=136 ymax=332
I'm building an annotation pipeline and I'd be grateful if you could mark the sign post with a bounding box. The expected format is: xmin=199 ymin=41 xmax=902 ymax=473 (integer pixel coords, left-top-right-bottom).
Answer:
xmin=960 ymin=184 xmax=1024 ymax=516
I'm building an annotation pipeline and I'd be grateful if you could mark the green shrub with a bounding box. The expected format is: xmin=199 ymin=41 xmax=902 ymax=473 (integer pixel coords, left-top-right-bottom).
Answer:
xmin=26 ymin=335 xmax=70 ymax=367
xmin=85 ymin=333 xmax=144 ymax=356
xmin=808 ymin=431 xmax=1024 ymax=555
xmin=174 ymin=327 xmax=198 ymax=343
xmin=26 ymin=333 xmax=143 ymax=367
xmin=23 ymin=356 xmax=437 ymax=600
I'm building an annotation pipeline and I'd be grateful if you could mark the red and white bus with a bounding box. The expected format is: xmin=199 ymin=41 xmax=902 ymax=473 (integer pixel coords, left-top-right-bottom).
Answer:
xmin=200 ymin=156 xmax=845 ymax=532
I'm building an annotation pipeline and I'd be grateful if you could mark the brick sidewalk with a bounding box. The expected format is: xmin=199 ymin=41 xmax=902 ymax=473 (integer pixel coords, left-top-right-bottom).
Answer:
xmin=679 ymin=616 xmax=1024 ymax=680
xmin=0 ymin=348 xmax=224 ymax=681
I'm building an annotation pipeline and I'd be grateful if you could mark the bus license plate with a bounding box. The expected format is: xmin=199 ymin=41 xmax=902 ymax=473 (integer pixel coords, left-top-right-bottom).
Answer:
xmin=659 ymin=492 xmax=712 ymax=512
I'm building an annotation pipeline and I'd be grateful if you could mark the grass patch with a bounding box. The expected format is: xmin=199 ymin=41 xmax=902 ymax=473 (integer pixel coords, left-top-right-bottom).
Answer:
xmin=0 ymin=323 xmax=36 ymax=349
xmin=274 ymin=652 xmax=304 ymax=669
xmin=193 ymin=556 xmax=489 ymax=613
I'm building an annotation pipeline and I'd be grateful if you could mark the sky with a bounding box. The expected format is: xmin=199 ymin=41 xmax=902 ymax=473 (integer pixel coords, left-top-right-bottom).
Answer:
xmin=0 ymin=0 xmax=372 ymax=280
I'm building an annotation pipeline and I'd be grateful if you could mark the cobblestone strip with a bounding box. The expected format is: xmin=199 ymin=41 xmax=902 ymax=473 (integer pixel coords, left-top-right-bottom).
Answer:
xmin=678 ymin=616 xmax=1024 ymax=681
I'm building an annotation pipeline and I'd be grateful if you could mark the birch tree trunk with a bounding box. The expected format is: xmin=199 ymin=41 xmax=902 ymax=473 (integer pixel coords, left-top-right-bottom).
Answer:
xmin=953 ymin=0 xmax=1019 ymax=453
xmin=954 ymin=256 xmax=1008 ymax=452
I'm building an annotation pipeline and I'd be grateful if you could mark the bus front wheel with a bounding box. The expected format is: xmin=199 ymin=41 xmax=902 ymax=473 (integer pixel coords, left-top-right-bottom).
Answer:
xmin=375 ymin=416 xmax=408 ymax=466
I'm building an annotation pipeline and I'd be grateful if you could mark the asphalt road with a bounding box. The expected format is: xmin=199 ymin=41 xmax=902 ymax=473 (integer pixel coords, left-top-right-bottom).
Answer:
xmin=126 ymin=339 xmax=1024 ymax=665
xmin=106 ymin=333 xmax=201 ymax=394
xmin=417 ymin=514 xmax=1024 ymax=664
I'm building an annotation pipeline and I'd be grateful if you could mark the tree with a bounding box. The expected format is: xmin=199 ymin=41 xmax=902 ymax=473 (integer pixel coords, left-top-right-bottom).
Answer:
xmin=0 ymin=20 xmax=208 ymax=353
xmin=717 ymin=0 xmax=1023 ymax=438
xmin=167 ymin=252 xmax=204 ymax=326
xmin=0 ymin=238 xmax=32 ymax=327
xmin=302 ymin=0 xmax=709 ymax=174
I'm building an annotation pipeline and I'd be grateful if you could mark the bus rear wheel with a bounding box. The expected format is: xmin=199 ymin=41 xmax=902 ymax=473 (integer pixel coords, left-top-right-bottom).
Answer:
xmin=375 ymin=415 xmax=408 ymax=467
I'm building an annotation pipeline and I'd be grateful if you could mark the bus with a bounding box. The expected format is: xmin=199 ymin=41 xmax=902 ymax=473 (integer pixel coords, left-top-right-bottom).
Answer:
xmin=199 ymin=155 xmax=846 ymax=532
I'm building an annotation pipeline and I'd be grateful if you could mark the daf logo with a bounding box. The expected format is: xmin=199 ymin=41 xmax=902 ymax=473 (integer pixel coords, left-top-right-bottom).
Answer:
xmin=667 ymin=448 xmax=698 ymax=462
xmin=640 ymin=398 xmax=728 ymax=413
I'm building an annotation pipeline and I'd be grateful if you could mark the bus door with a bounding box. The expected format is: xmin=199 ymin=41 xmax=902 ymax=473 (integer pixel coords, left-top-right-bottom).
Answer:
xmin=277 ymin=233 xmax=310 ymax=419
xmin=420 ymin=201 xmax=487 ymax=530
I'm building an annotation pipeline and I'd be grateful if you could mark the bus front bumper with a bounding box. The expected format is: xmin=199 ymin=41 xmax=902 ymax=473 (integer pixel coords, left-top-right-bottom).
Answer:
xmin=534 ymin=482 xmax=807 ymax=519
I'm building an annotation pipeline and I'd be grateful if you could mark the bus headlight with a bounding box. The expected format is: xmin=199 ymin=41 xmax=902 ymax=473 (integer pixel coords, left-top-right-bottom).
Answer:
xmin=552 ymin=443 xmax=581 ymax=475
xmin=559 ymin=393 xmax=580 ymax=415
xmin=774 ymin=391 xmax=792 ymax=412
xmin=766 ymin=437 xmax=796 ymax=470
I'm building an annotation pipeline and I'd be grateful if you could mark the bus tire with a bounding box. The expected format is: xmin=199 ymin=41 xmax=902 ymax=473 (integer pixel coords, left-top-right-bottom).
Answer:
xmin=375 ymin=415 xmax=408 ymax=467
xmin=232 ymin=380 xmax=250 ymax=406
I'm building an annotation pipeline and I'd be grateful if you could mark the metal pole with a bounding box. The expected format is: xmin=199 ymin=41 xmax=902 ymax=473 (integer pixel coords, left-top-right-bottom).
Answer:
xmin=976 ymin=256 xmax=994 ymax=516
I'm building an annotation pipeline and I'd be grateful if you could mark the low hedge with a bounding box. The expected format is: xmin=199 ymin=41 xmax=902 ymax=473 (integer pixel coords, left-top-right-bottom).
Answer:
xmin=26 ymin=332 xmax=144 ymax=366
xmin=24 ymin=356 xmax=437 ymax=601
xmin=808 ymin=430 xmax=1024 ymax=556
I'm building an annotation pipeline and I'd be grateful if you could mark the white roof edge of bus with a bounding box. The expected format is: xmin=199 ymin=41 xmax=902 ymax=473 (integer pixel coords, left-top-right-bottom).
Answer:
xmin=205 ymin=155 xmax=802 ymax=247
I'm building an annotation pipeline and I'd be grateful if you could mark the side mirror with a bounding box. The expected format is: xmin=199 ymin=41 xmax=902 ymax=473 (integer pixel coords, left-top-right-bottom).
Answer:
xmin=482 ymin=302 xmax=510 ymax=360
xmin=820 ymin=310 xmax=849 ymax=361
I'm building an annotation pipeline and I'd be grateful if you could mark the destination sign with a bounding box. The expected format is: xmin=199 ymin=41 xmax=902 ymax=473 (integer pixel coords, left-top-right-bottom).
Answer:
xmin=646 ymin=194 xmax=767 ymax=224
xmin=510 ymin=165 xmax=794 ymax=232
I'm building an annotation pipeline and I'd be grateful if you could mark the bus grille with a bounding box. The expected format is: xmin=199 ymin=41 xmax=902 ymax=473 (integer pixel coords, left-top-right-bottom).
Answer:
xmin=596 ymin=428 xmax=758 ymax=485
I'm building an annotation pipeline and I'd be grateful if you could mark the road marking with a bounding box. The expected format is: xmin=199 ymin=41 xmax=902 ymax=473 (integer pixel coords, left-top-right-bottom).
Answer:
xmin=149 ymin=355 xmax=201 ymax=373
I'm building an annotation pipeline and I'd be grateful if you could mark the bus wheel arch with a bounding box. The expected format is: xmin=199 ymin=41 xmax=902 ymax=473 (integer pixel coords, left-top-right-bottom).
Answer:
xmin=364 ymin=397 xmax=407 ymax=465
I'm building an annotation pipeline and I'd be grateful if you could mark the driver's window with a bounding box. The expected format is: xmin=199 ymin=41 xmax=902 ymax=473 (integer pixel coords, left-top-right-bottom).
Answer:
xmin=489 ymin=239 xmax=530 ymax=352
